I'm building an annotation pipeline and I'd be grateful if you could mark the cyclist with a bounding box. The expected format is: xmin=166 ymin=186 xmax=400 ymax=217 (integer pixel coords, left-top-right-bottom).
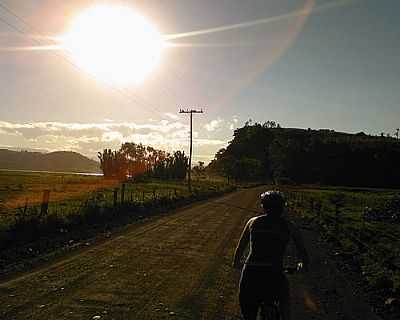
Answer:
xmin=233 ymin=191 xmax=309 ymax=320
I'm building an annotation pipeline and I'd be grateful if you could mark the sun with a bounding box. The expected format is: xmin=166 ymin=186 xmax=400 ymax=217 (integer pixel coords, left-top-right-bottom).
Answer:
xmin=61 ymin=5 xmax=164 ymax=86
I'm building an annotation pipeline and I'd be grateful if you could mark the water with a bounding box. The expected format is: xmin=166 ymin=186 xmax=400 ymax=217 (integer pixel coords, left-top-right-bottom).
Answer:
xmin=0 ymin=168 xmax=103 ymax=176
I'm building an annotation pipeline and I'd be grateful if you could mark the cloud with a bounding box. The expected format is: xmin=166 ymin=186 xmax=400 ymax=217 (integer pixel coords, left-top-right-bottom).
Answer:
xmin=204 ymin=119 xmax=224 ymax=132
xmin=193 ymin=138 xmax=227 ymax=146
xmin=228 ymin=116 xmax=240 ymax=131
xmin=164 ymin=112 xmax=179 ymax=120
xmin=0 ymin=120 xmax=227 ymax=163
xmin=101 ymin=131 xmax=124 ymax=142
xmin=0 ymin=121 xmax=188 ymax=139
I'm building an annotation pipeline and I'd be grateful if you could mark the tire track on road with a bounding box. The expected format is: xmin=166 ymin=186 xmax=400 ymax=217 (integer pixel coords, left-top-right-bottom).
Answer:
xmin=174 ymin=188 xmax=259 ymax=319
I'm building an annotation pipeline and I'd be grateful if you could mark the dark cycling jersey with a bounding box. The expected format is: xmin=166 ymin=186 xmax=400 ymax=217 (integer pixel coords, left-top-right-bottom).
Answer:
xmin=246 ymin=215 xmax=290 ymax=270
xmin=233 ymin=213 xmax=309 ymax=320
xmin=233 ymin=214 xmax=309 ymax=271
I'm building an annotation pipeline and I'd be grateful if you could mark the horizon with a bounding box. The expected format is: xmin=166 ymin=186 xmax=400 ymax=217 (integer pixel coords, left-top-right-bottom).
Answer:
xmin=1 ymin=0 xmax=399 ymax=163
xmin=1 ymin=123 xmax=395 ymax=165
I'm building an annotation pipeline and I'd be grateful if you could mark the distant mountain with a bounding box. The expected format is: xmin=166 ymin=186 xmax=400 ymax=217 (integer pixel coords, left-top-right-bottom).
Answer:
xmin=0 ymin=149 xmax=100 ymax=173
xmin=0 ymin=146 xmax=49 ymax=153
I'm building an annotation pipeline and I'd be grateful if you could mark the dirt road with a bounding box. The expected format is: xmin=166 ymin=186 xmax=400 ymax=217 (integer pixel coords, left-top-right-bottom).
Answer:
xmin=0 ymin=188 xmax=380 ymax=319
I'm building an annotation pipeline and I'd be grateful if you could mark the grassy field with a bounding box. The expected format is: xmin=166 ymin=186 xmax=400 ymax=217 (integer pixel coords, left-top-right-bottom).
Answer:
xmin=0 ymin=170 xmax=234 ymax=248
xmin=284 ymin=185 xmax=400 ymax=308
xmin=1 ymin=172 xmax=399 ymax=314
xmin=0 ymin=170 xmax=229 ymax=208
xmin=0 ymin=171 xmax=110 ymax=208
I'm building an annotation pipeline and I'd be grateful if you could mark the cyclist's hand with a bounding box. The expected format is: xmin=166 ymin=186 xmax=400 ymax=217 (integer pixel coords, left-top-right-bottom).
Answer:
xmin=297 ymin=261 xmax=309 ymax=273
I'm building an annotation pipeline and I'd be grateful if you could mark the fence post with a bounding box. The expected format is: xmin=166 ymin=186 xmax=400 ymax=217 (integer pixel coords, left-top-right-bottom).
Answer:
xmin=174 ymin=188 xmax=177 ymax=197
xmin=335 ymin=204 xmax=339 ymax=233
xmin=153 ymin=189 xmax=156 ymax=200
xmin=330 ymin=194 xmax=344 ymax=234
xmin=24 ymin=198 xmax=28 ymax=216
xmin=360 ymin=208 xmax=366 ymax=241
xmin=142 ymin=191 xmax=145 ymax=203
xmin=315 ymin=201 xmax=322 ymax=224
xmin=121 ymin=183 xmax=125 ymax=204
xmin=40 ymin=190 xmax=50 ymax=217
xmin=113 ymin=188 xmax=118 ymax=208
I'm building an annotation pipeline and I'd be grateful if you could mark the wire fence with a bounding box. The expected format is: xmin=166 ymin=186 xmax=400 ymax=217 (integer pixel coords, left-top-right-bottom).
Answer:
xmin=2 ymin=184 xmax=397 ymax=272
xmin=286 ymin=191 xmax=400 ymax=273
xmin=0 ymin=188 xmax=139 ymax=229
xmin=0 ymin=181 xmax=232 ymax=233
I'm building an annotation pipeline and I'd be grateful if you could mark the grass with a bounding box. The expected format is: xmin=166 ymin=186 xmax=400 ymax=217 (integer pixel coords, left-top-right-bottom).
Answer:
xmin=283 ymin=185 xmax=400 ymax=307
xmin=0 ymin=170 xmax=115 ymax=209
xmin=0 ymin=171 xmax=230 ymax=217
xmin=0 ymin=171 xmax=236 ymax=263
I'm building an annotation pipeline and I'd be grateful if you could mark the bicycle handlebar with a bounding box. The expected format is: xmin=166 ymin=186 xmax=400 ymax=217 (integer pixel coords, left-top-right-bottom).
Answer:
xmin=284 ymin=262 xmax=307 ymax=274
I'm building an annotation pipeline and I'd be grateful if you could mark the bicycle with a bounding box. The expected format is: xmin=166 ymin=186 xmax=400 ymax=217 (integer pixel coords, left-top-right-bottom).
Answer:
xmin=257 ymin=263 xmax=304 ymax=320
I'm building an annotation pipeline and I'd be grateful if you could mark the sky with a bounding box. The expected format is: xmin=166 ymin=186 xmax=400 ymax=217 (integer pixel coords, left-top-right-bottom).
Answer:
xmin=0 ymin=0 xmax=399 ymax=163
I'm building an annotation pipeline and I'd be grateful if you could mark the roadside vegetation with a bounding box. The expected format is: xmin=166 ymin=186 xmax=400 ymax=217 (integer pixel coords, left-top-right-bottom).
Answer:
xmin=0 ymin=142 xmax=235 ymax=274
xmin=98 ymin=142 xmax=188 ymax=180
xmin=284 ymin=186 xmax=400 ymax=318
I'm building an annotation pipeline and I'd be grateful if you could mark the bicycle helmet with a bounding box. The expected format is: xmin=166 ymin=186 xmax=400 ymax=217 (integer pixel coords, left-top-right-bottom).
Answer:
xmin=260 ymin=190 xmax=285 ymax=215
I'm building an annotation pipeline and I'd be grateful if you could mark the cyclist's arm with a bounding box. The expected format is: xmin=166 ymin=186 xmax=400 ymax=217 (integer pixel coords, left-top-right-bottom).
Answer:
xmin=288 ymin=222 xmax=310 ymax=270
xmin=232 ymin=219 xmax=252 ymax=269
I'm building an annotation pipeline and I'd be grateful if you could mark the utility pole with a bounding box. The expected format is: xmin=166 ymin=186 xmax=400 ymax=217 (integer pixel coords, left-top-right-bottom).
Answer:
xmin=179 ymin=108 xmax=204 ymax=192
xmin=396 ymin=128 xmax=399 ymax=139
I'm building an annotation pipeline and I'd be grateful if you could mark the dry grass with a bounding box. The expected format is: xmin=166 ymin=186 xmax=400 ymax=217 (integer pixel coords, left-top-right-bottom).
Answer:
xmin=0 ymin=170 xmax=120 ymax=209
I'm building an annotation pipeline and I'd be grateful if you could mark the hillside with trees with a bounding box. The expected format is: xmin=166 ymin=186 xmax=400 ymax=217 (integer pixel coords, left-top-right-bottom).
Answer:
xmin=98 ymin=142 xmax=188 ymax=180
xmin=208 ymin=121 xmax=400 ymax=188
xmin=0 ymin=149 xmax=100 ymax=173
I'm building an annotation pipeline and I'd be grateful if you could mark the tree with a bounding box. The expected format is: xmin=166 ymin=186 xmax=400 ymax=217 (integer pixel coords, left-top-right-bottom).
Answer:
xmin=172 ymin=151 xmax=189 ymax=180
xmin=98 ymin=149 xmax=128 ymax=179
xmin=98 ymin=149 xmax=113 ymax=178
xmin=207 ymin=122 xmax=400 ymax=187
xmin=193 ymin=161 xmax=206 ymax=176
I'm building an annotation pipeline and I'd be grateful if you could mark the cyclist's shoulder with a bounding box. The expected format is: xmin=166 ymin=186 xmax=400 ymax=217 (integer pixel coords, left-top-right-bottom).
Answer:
xmin=246 ymin=216 xmax=258 ymax=226
xmin=249 ymin=215 xmax=288 ymax=230
xmin=245 ymin=215 xmax=265 ymax=229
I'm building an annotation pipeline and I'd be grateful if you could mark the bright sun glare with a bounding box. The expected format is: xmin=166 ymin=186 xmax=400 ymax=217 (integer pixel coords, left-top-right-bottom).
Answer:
xmin=61 ymin=5 xmax=164 ymax=86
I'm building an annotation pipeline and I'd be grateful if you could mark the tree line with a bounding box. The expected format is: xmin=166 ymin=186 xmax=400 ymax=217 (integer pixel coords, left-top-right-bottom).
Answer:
xmin=208 ymin=122 xmax=400 ymax=188
xmin=98 ymin=143 xmax=188 ymax=180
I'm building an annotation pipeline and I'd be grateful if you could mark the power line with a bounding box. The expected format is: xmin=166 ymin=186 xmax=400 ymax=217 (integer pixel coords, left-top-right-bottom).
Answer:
xmin=0 ymin=12 xmax=25 ymax=34
xmin=179 ymin=108 xmax=204 ymax=192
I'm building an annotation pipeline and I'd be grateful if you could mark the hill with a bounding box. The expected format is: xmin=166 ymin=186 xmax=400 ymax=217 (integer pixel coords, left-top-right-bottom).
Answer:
xmin=0 ymin=149 xmax=100 ymax=173
xmin=208 ymin=122 xmax=400 ymax=188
